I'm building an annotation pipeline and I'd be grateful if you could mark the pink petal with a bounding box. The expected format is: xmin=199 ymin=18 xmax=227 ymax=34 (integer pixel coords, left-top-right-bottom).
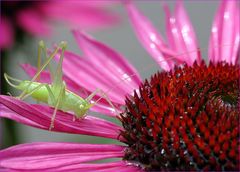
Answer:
xmin=9 ymin=161 xmax=143 ymax=172
xmin=53 ymin=161 xmax=142 ymax=172
xmin=39 ymin=1 xmax=120 ymax=30
xmin=208 ymin=2 xmax=223 ymax=64
xmin=126 ymin=2 xmax=177 ymax=71
xmin=209 ymin=0 xmax=240 ymax=64
xmin=164 ymin=1 xmax=200 ymax=66
xmin=59 ymin=1 xmax=118 ymax=8
xmin=21 ymin=64 xmax=119 ymax=117
xmin=0 ymin=119 xmax=2 ymax=147
xmin=0 ymin=95 xmax=122 ymax=140
xmin=73 ymin=30 xmax=141 ymax=103
xmin=0 ymin=168 xmax=17 ymax=172
xmin=0 ymin=142 xmax=124 ymax=170
xmin=17 ymin=8 xmax=51 ymax=36
xmin=0 ymin=17 xmax=13 ymax=49
xmin=174 ymin=1 xmax=200 ymax=64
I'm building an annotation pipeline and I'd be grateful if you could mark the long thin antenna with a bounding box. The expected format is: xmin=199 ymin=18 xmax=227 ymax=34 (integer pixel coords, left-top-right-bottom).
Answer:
xmin=4 ymin=73 xmax=22 ymax=88
xmin=94 ymin=43 xmax=238 ymax=104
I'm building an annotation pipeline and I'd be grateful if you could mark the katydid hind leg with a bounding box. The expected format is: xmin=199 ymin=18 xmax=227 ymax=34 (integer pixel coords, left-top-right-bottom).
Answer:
xmin=18 ymin=42 xmax=65 ymax=99
xmin=36 ymin=41 xmax=44 ymax=81
xmin=49 ymin=82 xmax=66 ymax=130
xmin=52 ymin=42 xmax=67 ymax=94
xmin=38 ymin=40 xmax=54 ymax=83
xmin=45 ymin=84 xmax=56 ymax=105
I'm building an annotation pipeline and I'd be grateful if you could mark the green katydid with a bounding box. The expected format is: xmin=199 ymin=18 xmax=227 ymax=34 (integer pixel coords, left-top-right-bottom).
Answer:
xmin=4 ymin=41 xmax=234 ymax=130
xmin=4 ymin=41 xmax=118 ymax=130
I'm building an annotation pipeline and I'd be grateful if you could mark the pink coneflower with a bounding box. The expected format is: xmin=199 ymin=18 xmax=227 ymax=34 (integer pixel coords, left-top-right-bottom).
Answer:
xmin=0 ymin=1 xmax=239 ymax=171
xmin=0 ymin=1 xmax=120 ymax=49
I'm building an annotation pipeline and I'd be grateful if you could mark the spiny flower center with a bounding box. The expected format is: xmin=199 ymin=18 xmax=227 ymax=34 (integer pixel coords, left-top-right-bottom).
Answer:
xmin=119 ymin=61 xmax=239 ymax=171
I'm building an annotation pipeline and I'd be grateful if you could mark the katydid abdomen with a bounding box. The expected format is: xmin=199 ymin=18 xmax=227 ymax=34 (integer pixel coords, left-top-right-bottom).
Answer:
xmin=17 ymin=81 xmax=49 ymax=103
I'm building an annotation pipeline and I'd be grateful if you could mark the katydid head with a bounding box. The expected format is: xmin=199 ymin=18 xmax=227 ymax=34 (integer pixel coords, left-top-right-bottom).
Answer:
xmin=75 ymin=101 xmax=93 ymax=118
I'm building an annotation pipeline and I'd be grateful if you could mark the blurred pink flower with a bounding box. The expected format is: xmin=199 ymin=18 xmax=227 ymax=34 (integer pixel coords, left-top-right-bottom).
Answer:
xmin=0 ymin=1 xmax=239 ymax=171
xmin=0 ymin=16 xmax=14 ymax=49
xmin=0 ymin=1 xmax=120 ymax=49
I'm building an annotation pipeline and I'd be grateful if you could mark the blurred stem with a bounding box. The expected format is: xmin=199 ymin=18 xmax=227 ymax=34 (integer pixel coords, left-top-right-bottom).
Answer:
xmin=2 ymin=119 xmax=19 ymax=149
xmin=1 ymin=50 xmax=19 ymax=149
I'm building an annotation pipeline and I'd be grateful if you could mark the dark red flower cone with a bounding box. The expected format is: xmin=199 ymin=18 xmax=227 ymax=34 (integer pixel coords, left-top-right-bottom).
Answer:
xmin=120 ymin=61 xmax=239 ymax=171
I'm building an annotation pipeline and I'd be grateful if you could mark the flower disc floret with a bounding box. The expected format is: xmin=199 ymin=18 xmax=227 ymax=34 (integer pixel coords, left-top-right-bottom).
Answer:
xmin=120 ymin=61 xmax=239 ymax=171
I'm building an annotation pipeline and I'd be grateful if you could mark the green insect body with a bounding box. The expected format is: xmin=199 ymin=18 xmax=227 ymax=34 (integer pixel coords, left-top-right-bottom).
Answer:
xmin=5 ymin=41 xmax=117 ymax=130
xmin=14 ymin=80 xmax=92 ymax=118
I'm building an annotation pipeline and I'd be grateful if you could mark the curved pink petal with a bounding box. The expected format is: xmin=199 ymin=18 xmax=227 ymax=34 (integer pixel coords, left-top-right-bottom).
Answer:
xmin=3 ymin=161 xmax=143 ymax=172
xmin=0 ymin=95 xmax=122 ymax=140
xmin=40 ymin=1 xmax=121 ymax=30
xmin=164 ymin=1 xmax=200 ymax=66
xmin=21 ymin=63 xmax=119 ymax=117
xmin=73 ymin=30 xmax=141 ymax=103
xmin=0 ymin=142 xmax=124 ymax=170
xmin=52 ymin=161 xmax=143 ymax=172
xmin=174 ymin=1 xmax=200 ymax=64
xmin=17 ymin=8 xmax=51 ymax=36
xmin=0 ymin=17 xmax=13 ymax=49
xmin=57 ymin=1 xmax=118 ymax=8
xmin=126 ymin=2 xmax=178 ymax=71
xmin=209 ymin=0 xmax=240 ymax=64
xmin=208 ymin=1 xmax=222 ymax=64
